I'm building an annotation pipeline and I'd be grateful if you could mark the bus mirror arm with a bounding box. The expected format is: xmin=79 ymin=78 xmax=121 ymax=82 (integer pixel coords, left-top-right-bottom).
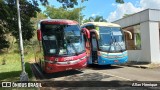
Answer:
xmin=37 ymin=29 xmax=42 ymax=41
xmin=93 ymin=29 xmax=99 ymax=39
xmin=123 ymin=30 xmax=132 ymax=39
xmin=82 ymin=28 xmax=90 ymax=39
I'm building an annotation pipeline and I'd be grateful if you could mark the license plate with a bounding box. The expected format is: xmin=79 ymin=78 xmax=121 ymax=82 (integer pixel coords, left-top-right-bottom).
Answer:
xmin=114 ymin=60 xmax=119 ymax=62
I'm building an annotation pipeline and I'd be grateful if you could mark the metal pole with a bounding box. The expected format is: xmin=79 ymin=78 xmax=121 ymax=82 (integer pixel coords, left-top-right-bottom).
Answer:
xmin=79 ymin=0 xmax=82 ymax=24
xmin=16 ymin=0 xmax=28 ymax=81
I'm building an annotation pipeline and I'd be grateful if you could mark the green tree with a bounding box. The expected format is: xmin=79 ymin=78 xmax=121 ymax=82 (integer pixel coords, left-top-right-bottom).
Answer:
xmin=83 ymin=15 xmax=107 ymax=23
xmin=31 ymin=12 xmax=47 ymax=29
xmin=0 ymin=20 xmax=9 ymax=50
xmin=82 ymin=18 xmax=90 ymax=23
xmin=45 ymin=6 xmax=84 ymax=22
xmin=0 ymin=0 xmax=11 ymax=50
xmin=0 ymin=0 xmax=40 ymax=50
xmin=0 ymin=0 xmax=125 ymax=50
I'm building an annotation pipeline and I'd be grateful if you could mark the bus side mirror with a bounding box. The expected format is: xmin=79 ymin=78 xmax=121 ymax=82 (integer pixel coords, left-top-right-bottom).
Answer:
xmin=37 ymin=29 xmax=42 ymax=41
xmin=82 ymin=28 xmax=90 ymax=39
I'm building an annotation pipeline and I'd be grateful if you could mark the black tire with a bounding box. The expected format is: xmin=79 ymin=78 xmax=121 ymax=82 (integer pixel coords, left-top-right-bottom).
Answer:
xmin=106 ymin=64 xmax=111 ymax=67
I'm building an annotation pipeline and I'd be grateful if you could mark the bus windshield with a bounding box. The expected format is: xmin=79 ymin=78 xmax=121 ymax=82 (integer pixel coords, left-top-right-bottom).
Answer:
xmin=98 ymin=26 xmax=126 ymax=52
xmin=41 ymin=24 xmax=85 ymax=56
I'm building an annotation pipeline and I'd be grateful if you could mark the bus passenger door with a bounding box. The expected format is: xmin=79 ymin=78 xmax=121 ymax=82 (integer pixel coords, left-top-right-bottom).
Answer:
xmin=90 ymin=32 xmax=98 ymax=64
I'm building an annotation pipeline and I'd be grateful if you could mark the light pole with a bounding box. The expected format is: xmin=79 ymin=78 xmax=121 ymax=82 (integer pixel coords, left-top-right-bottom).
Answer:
xmin=79 ymin=0 xmax=83 ymax=25
xmin=16 ymin=0 xmax=28 ymax=81
xmin=78 ymin=1 xmax=81 ymax=24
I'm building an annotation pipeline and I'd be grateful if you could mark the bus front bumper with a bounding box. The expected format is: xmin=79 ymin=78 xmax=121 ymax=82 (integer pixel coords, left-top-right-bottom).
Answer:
xmin=97 ymin=56 xmax=128 ymax=65
xmin=44 ymin=59 xmax=87 ymax=73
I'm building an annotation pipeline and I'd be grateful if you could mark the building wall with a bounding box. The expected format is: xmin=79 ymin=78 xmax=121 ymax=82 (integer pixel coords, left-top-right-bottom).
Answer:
xmin=113 ymin=9 xmax=160 ymax=63
xmin=148 ymin=22 xmax=160 ymax=63
xmin=113 ymin=9 xmax=149 ymax=27
xmin=127 ymin=50 xmax=141 ymax=62
xmin=140 ymin=21 xmax=151 ymax=62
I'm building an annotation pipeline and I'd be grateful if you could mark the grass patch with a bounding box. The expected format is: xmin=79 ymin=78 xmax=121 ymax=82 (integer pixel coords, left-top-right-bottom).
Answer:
xmin=0 ymin=44 xmax=35 ymax=81
xmin=25 ymin=62 xmax=34 ymax=80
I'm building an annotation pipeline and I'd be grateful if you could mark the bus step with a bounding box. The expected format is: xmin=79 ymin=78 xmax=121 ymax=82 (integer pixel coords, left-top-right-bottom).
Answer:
xmin=93 ymin=60 xmax=98 ymax=64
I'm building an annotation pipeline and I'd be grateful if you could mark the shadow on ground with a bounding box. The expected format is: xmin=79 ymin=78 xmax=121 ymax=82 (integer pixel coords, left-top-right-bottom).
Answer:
xmin=87 ymin=64 xmax=123 ymax=70
xmin=43 ymin=65 xmax=120 ymax=79
xmin=44 ymin=70 xmax=83 ymax=79
xmin=124 ymin=61 xmax=150 ymax=65
xmin=40 ymin=64 xmax=123 ymax=79
xmin=64 ymin=72 xmax=111 ymax=81
xmin=31 ymin=63 xmax=83 ymax=79
xmin=0 ymin=71 xmax=21 ymax=81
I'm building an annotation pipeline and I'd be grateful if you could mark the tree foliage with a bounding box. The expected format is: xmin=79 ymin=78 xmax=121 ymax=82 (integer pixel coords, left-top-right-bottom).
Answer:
xmin=31 ymin=12 xmax=47 ymax=29
xmin=45 ymin=6 xmax=84 ymax=22
xmin=0 ymin=0 xmax=40 ymax=50
xmin=83 ymin=15 xmax=107 ymax=23
xmin=0 ymin=0 xmax=125 ymax=50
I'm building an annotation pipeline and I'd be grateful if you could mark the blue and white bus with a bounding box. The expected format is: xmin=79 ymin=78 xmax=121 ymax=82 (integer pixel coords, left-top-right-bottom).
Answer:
xmin=81 ymin=22 xmax=132 ymax=65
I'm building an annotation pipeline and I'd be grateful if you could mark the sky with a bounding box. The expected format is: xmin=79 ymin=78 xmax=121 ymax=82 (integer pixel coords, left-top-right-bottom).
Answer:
xmin=39 ymin=0 xmax=160 ymax=22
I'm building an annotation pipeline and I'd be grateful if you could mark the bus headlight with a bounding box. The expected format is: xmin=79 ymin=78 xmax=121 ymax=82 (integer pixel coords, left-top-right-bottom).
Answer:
xmin=98 ymin=51 xmax=107 ymax=56
xmin=123 ymin=53 xmax=127 ymax=57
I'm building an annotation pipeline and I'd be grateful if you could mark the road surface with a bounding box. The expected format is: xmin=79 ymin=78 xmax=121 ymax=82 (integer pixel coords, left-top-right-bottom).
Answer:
xmin=31 ymin=64 xmax=160 ymax=90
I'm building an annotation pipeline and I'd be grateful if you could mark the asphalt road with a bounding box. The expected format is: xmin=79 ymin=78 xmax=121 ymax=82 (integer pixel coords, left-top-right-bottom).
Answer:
xmin=40 ymin=65 xmax=160 ymax=81
xmin=86 ymin=65 xmax=160 ymax=81
xmin=32 ymin=64 xmax=160 ymax=90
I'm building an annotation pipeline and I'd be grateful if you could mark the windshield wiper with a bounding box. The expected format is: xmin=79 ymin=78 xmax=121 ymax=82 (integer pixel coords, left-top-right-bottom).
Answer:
xmin=109 ymin=31 xmax=117 ymax=52
xmin=112 ymin=34 xmax=123 ymax=52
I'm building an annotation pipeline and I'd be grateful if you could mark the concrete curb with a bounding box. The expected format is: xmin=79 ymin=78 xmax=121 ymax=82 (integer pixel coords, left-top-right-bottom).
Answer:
xmin=125 ymin=64 xmax=149 ymax=69
xmin=122 ymin=64 xmax=160 ymax=69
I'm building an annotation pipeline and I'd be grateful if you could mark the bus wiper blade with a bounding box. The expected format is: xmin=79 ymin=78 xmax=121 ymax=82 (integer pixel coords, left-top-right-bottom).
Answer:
xmin=109 ymin=31 xmax=116 ymax=52
xmin=112 ymin=34 xmax=123 ymax=52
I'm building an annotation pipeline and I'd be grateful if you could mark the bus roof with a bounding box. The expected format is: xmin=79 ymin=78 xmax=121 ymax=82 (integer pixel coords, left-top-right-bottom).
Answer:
xmin=81 ymin=22 xmax=121 ymax=27
xmin=40 ymin=19 xmax=78 ymax=25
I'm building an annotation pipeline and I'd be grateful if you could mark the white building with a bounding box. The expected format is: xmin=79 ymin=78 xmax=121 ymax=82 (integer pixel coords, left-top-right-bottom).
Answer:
xmin=113 ymin=9 xmax=160 ymax=64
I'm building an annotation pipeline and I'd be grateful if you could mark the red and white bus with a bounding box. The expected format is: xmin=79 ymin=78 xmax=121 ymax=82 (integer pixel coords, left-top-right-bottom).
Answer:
xmin=35 ymin=19 xmax=88 ymax=73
